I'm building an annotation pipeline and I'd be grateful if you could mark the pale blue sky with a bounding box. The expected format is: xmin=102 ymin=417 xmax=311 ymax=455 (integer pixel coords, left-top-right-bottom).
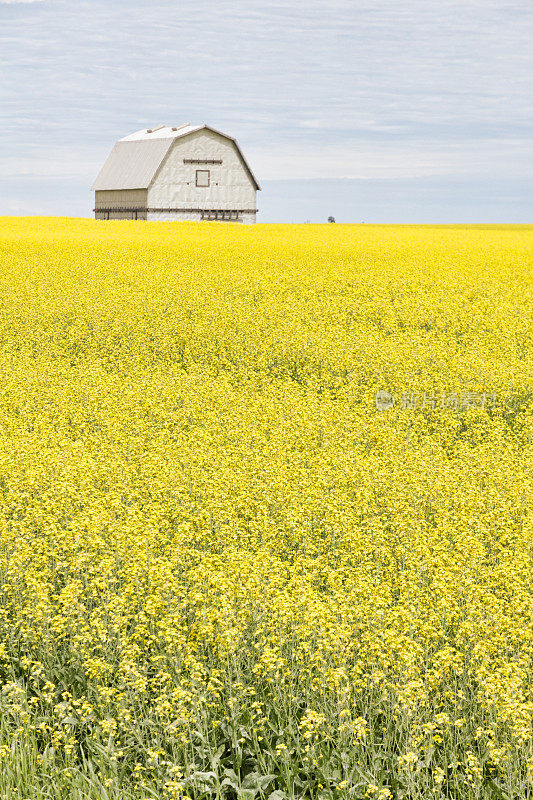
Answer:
xmin=1 ymin=0 xmax=532 ymax=222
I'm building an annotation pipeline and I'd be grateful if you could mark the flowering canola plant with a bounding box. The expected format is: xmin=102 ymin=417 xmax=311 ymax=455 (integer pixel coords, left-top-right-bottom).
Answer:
xmin=0 ymin=217 xmax=532 ymax=799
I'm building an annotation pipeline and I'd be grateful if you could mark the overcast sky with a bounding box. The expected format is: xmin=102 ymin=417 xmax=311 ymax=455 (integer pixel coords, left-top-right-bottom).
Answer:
xmin=1 ymin=0 xmax=532 ymax=222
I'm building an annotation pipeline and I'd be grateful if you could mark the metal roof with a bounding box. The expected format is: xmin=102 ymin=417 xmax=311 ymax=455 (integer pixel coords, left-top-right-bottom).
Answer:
xmin=91 ymin=124 xmax=260 ymax=191
xmin=119 ymin=123 xmax=202 ymax=142
xmin=91 ymin=138 xmax=173 ymax=191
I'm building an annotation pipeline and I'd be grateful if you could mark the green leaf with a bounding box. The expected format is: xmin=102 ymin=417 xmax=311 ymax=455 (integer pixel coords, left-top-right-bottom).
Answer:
xmin=192 ymin=770 xmax=216 ymax=785
xmin=484 ymin=779 xmax=510 ymax=800
xmin=242 ymin=772 xmax=260 ymax=789
xmin=221 ymin=769 xmax=239 ymax=790
xmin=258 ymin=775 xmax=277 ymax=790
xmin=211 ymin=743 xmax=226 ymax=767
xmin=390 ymin=776 xmax=407 ymax=791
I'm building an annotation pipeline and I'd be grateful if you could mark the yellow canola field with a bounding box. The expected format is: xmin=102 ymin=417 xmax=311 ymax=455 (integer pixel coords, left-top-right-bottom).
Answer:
xmin=0 ymin=218 xmax=532 ymax=800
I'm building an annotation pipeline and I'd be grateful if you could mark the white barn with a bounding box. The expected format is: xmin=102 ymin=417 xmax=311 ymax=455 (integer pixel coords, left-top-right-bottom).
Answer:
xmin=91 ymin=124 xmax=260 ymax=223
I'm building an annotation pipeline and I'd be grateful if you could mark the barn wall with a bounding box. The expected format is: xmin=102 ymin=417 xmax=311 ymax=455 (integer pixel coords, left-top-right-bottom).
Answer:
xmin=95 ymin=189 xmax=147 ymax=209
xmin=147 ymin=211 xmax=202 ymax=222
xmin=147 ymin=129 xmax=257 ymax=212
xmin=95 ymin=210 xmax=147 ymax=220
xmin=146 ymin=211 xmax=257 ymax=223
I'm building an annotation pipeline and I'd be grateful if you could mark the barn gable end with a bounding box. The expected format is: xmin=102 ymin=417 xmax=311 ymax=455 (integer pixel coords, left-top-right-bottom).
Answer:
xmin=147 ymin=129 xmax=257 ymax=220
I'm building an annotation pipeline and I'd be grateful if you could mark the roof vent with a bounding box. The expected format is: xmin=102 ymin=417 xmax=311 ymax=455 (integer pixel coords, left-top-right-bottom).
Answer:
xmin=146 ymin=124 xmax=166 ymax=134
xmin=171 ymin=123 xmax=190 ymax=131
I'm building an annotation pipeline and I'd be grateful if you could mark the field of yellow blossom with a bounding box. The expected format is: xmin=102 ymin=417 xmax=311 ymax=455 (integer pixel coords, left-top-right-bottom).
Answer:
xmin=0 ymin=217 xmax=532 ymax=800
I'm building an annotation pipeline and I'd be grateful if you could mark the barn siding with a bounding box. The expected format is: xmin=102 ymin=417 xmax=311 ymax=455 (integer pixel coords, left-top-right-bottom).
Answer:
xmin=147 ymin=129 xmax=257 ymax=211
xmin=95 ymin=189 xmax=147 ymax=209
xmin=95 ymin=210 xmax=147 ymax=220
xmin=146 ymin=211 xmax=256 ymax=223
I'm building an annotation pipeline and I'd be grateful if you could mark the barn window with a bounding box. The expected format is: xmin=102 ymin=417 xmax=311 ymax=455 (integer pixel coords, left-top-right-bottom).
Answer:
xmin=196 ymin=170 xmax=210 ymax=187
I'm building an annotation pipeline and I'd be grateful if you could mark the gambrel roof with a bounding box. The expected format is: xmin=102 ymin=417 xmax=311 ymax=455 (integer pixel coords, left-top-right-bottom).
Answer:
xmin=91 ymin=124 xmax=260 ymax=191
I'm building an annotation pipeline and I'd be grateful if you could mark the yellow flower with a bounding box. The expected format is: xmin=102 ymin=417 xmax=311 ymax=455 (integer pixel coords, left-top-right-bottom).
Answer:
xmin=0 ymin=218 xmax=531 ymax=795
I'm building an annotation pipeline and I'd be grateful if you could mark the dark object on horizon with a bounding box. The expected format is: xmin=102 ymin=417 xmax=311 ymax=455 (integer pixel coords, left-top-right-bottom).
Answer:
xmin=328 ymin=216 xmax=336 ymax=223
